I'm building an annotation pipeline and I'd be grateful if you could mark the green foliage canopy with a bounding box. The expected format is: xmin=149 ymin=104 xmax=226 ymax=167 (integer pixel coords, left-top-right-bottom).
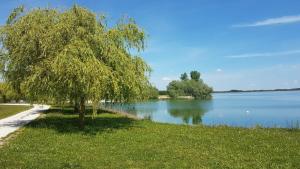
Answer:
xmin=0 ymin=6 xmax=152 ymax=127
xmin=144 ymin=85 xmax=159 ymax=99
xmin=167 ymin=71 xmax=213 ymax=99
xmin=180 ymin=72 xmax=188 ymax=81
xmin=0 ymin=82 xmax=20 ymax=103
xmin=1 ymin=6 xmax=151 ymax=102
xmin=190 ymin=71 xmax=200 ymax=81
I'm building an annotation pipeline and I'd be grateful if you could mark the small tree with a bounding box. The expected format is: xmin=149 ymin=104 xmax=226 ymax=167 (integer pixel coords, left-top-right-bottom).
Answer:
xmin=0 ymin=83 xmax=7 ymax=103
xmin=167 ymin=71 xmax=212 ymax=99
xmin=167 ymin=80 xmax=185 ymax=98
xmin=144 ymin=85 xmax=159 ymax=99
xmin=190 ymin=71 xmax=200 ymax=81
xmin=180 ymin=73 xmax=188 ymax=81
xmin=0 ymin=82 xmax=21 ymax=103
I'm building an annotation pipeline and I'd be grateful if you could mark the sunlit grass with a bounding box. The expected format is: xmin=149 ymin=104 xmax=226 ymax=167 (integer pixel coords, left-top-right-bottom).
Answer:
xmin=0 ymin=108 xmax=299 ymax=168
xmin=0 ymin=105 xmax=32 ymax=119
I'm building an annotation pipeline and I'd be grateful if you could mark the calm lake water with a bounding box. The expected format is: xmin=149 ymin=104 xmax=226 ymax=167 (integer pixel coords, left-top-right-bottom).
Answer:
xmin=102 ymin=91 xmax=300 ymax=128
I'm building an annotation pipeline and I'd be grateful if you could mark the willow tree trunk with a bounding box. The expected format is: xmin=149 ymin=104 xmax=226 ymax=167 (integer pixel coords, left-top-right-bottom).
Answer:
xmin=74 ymin=99 xmax=79 ymax=114
xmin=2 ymin=95 xmax=7 ymax=103
xmin=79 ymin=97 xmax=85 ymax=129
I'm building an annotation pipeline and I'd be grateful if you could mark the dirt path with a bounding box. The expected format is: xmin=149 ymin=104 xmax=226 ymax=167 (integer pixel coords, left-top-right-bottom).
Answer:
xmin=0 ymin=104 xmax=50 ymax=142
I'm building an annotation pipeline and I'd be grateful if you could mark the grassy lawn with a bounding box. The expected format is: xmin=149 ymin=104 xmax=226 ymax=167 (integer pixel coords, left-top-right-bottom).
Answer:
xmin=0 ymin=108 xmax=299 ymax=169
xmin=0 ymin=105 xmax=32 ymax=119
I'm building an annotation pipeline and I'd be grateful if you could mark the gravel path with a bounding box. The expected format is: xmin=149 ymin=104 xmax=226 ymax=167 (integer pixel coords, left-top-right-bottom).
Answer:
xmin=0 ymin=104 xmax=50 ymax=141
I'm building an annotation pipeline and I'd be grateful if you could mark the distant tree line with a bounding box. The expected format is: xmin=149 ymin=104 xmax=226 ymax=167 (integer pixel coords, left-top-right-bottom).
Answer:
xmin=167 ymin=71 xmax=213 ymax=99
xmin=158 ymin=90 xmax=168 ymax=95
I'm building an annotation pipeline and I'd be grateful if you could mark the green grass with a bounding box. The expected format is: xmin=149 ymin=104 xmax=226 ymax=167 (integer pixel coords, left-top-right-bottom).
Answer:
xmin=0 ymin=108 xmax=299 ymax=169
xmin=0 ymin=105 xmax=32 ymax=119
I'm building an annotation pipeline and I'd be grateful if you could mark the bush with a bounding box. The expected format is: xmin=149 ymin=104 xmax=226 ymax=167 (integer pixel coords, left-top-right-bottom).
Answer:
xmin=166 ymin=71 xmax=212 ymax=99
xmin=0 ymin=82 xmax=23 ymax=103
xmin=144 ymin=85 xmax=159 ymax=99
xmin=158 ymin=90 xmax=168 ymax=95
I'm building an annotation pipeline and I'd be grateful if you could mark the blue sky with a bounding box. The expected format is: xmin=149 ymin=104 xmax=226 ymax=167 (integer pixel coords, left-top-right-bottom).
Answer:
xmin=1 ymin=0 xmax=300 ymax=90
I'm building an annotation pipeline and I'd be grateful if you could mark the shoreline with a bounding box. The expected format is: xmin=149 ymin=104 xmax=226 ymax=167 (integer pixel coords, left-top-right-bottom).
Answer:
xmin=213 ymin=88 xmax=300 ymax=93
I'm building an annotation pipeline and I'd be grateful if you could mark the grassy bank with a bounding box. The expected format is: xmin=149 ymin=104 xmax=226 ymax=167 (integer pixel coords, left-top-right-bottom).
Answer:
xmin=0 ymin=105 xmax=32 ymax=119
xmin=0 ymin=109 xmax=299 ymax=168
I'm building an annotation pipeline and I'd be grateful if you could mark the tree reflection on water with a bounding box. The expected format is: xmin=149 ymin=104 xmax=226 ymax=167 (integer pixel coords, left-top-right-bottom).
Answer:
xmin=101 ymin=101 xmax=159 ymax=120
xmin=167 ymin=100 xmax=213 ymax=124
xmin=102 ymin=99 xmax=213 ymax=125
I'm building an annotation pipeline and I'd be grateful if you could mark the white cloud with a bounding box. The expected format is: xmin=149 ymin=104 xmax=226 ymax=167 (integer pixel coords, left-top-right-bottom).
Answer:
xmin=185 ymin=47 xmax=206 ymax=59
xmin=233 ymin=15 xmax=300 ymax=27
xmin=225 ymin=50 xmax=300 ymax=58
xmin=162 ymin=77 xmax=172 ymax=81
xmin=216 ymin=68 xmax=223 ymax=72
xmin=294 ymin=80 xmax=299 ymax=84
xmin=202 ymin=64 xmax=300 ymax=91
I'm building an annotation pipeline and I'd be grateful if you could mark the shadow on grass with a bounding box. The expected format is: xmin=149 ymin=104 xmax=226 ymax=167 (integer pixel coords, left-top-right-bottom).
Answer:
xmin=26 ymin=108 xmax=137 ymax=135
xmin=46 ymin=106 xmax=100 ymax=115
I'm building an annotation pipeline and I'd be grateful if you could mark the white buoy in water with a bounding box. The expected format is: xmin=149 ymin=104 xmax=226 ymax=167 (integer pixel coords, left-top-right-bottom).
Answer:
xmin=246 ymin=110 xmax=250 ymax=115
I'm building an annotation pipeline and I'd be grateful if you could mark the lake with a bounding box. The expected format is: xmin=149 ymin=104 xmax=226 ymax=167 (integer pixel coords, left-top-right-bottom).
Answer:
xmin=102 ymin=91 xmax=300 ymax=128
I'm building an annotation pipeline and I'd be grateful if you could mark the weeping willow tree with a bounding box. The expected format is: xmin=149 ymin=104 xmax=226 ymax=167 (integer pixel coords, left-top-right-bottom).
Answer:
xmin=0 ymin=5 xmax=152 ymax=128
